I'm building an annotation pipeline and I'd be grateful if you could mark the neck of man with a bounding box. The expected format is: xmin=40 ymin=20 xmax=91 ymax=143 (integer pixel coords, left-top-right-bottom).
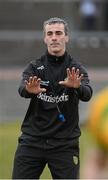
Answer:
xmin=48 ymin=49 xmax=66 ymax=57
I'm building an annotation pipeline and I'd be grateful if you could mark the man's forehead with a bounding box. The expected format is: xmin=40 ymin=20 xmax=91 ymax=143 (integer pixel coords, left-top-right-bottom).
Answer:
xmin=45 ymin=23 xmax=65 ymax=32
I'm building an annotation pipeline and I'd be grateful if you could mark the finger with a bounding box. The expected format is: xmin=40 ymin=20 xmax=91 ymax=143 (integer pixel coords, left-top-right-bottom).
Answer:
xmin=24 ymin=80 xmax=30 ymax=89
xmin=41 ymin=88 xmax=46 ymax=92
xmin=24 ymin=80 xmax=28 ymax=84
xmin=37 ymin=78 xmax=41 ymax=85
xmin=80 ymin=73 xmax=84 ymax=79
xmin=59 ymin=81 xmax=66 ymax=85
xmin=33 ymin=76 xmax=38 ymax=84
xmin=59 ymin=81 xmax=63 ymax=84
xmin=25 ymin=80 xmax=30 ymax=91
xmin=77 ymin=74 xmax=84 ymax=81
xmin=76 ymin=69 xmax=80 ymax=77
xmin=71 ymin=67 xmax=75 ymax=78
xmin=67 ymin=68 xmax=71 ymax=78
xmin=25 ymin=79 xmax=30 ymax=86
xmin=29 ymin=76 xmax=33 ymax=84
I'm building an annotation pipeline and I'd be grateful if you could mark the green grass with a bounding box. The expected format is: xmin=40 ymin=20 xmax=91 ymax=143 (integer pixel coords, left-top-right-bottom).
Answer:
xmin=0 ymin=121 xmax=91 ymax=179
xmin=0 ymin=121 xmax=20 ymax=179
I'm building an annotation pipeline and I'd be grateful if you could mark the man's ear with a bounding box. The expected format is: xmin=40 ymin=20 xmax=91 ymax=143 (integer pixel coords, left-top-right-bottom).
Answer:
xmin=44 ymin=37 xmax=47 ymax=44
xmin=65 ymin=35 xmax=69 ymax=43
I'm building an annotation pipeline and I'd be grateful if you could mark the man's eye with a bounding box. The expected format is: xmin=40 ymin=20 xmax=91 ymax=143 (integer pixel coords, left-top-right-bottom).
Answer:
xmin=56 ymin=31 xmax=63 ymax=35
xmin=47 ymin=32 xmax=53 ymax=36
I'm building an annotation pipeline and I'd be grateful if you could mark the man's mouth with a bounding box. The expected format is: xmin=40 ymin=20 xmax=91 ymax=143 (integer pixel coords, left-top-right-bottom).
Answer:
xmin=51 ymin=43 xmax=59 ymax=46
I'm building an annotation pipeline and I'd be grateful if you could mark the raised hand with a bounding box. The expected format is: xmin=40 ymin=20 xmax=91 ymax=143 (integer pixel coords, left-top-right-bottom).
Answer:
xmin=25 ymin=76 xmax=46 ymax=94
xmin=59 ymin=67 xmax=83 ymax=88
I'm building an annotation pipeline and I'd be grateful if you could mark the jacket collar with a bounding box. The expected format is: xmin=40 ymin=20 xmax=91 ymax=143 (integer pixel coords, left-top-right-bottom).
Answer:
xmin=46 ymin=51 xmax=67 ymax=64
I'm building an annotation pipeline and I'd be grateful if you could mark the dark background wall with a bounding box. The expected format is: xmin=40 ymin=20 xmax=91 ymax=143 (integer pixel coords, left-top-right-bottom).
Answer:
xmin=0 ymin=0 xmax=108 ymax=67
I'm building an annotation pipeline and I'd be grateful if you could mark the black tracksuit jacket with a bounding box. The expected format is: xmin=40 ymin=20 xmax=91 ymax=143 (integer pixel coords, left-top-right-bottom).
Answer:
xmin=18 ymin=51 xmax=93 ymax=148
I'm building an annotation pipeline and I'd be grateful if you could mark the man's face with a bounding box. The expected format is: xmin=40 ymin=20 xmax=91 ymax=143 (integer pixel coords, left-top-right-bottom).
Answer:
xmin=44 ymin=23 xmax=69 ymax=56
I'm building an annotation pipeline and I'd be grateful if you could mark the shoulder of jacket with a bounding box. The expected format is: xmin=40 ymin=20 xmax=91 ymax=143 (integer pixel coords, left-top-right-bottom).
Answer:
xmin=69 ymin=55 xmax=82 ymax=67
xmin=30 ymin=54 xmax=46 ymax=66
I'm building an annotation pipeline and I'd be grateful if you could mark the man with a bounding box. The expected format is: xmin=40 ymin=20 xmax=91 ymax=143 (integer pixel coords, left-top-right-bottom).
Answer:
xmin=12 ymin=17 xmax=93 ymax=179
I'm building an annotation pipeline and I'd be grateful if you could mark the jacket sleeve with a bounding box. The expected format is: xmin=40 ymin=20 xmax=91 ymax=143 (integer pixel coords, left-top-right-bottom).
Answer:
xmin=18 ymin=61 xmax=38 ymax=98
xmin=74 ymin=63 xmax=93 ymax=102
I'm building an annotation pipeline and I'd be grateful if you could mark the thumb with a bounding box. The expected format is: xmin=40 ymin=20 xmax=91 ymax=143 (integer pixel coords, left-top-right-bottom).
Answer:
xmin=59 ymin=81 xmax=65 ymax=85
xmin=41 ymin=88 xmax=46 ymax=92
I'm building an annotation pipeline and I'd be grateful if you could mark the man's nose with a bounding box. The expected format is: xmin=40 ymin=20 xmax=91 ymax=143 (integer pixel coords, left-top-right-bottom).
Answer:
xmin=52 ymin=33 xmax=57 ymax=40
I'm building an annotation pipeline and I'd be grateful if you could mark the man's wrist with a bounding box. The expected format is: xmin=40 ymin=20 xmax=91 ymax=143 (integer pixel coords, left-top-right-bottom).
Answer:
xmin=74 ymin=82 xmax=82 ymax=89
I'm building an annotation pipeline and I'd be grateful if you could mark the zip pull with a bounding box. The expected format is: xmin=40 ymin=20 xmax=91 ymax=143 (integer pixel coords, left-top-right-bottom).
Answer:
xmin=56 ymin=104 xmax=65 ymax=122
xmin=58 ymin=113 xmax=65 ymax=122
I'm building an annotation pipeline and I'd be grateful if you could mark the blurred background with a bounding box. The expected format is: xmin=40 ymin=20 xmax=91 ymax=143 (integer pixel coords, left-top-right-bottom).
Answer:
xmin=0 ymin=0 xmax=108 ymax=179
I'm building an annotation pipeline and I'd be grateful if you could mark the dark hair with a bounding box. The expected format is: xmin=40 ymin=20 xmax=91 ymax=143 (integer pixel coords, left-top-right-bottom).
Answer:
xmin=43 ymin=17 xmax=69 ymax=35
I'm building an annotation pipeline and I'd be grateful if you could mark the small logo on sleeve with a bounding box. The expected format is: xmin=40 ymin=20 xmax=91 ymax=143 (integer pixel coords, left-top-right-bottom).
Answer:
xmin=37 ymin=65 xmax=44 ymax=70
xmin=73 ymin=155 xmax=78 ymax=165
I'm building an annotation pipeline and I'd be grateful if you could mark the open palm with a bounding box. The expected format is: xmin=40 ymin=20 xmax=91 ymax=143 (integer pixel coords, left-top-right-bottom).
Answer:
xmin=59 ymin=67 xmax=83 ymax=88
xmin=25 ymin=76 xmax=46 ymax=94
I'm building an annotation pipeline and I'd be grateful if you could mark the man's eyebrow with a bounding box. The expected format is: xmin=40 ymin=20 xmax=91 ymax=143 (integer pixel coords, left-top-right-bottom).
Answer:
xmin=47 ymin=31 xmax=53 ymax=33
xmin=55 ymin=31 xmax=63 ymax=33
xmin=47 ymin=30 xmax=63 ymax=33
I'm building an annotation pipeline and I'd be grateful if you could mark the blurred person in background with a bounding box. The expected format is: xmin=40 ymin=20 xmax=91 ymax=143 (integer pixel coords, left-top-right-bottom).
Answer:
xmin=12 ymin=17 xmax=93 ymax=179
xmin=82 ymin=86 xmax=108 ymax=179
xmin=79 ymin=0 xmax=98 ymax=31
